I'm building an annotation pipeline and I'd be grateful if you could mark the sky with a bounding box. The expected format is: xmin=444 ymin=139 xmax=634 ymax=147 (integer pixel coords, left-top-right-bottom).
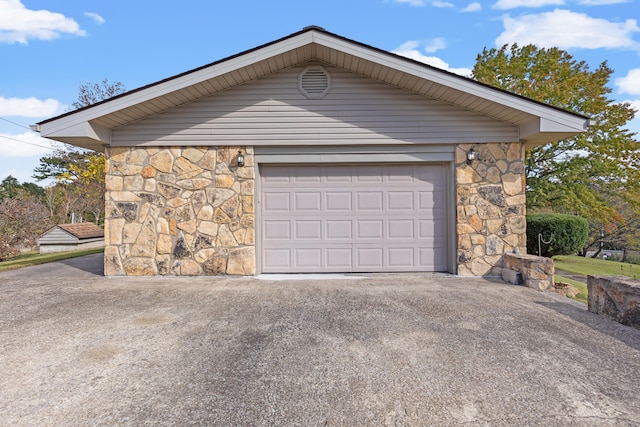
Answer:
xmin=1 ymin=0 xmax=639 ymax=184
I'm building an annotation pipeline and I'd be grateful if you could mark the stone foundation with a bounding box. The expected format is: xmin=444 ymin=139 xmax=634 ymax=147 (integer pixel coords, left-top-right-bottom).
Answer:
xmin=502 ymin=253 xmax=554 ymax=291
xmin=588 ymin=275 xmax=640 ymax=329
xmin=455 ymin=143 xmax=527 ymax=276
xmin=104 ymin=146 xmax=255 ymax=276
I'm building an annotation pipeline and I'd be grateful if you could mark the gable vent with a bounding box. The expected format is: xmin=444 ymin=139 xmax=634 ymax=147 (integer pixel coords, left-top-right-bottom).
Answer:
xmin=299 ymin=66 xmax=331 ymax=99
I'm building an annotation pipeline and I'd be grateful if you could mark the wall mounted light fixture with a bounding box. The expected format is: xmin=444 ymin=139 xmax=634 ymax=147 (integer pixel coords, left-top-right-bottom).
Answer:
xmin=466 ymin=147 xmax=477 ymax=163
xmin=236 ymin=147 xmax=245 ymax=167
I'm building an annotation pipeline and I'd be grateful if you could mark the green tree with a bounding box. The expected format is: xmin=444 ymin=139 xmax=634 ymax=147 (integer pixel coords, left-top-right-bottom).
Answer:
xmin=472 ymin=44 xmax=639 ymax=226
xmin=0 ymin=176 xmax=21 ymax=200
xmin=34 ymin=79 xmax=125 ymax=224
xmin=0 ymin=176 xmax=44 ymax=201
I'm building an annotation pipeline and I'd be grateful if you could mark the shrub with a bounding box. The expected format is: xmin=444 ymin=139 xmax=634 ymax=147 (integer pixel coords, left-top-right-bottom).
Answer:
xmin=526 ymin=214 xmax=588 ymax=257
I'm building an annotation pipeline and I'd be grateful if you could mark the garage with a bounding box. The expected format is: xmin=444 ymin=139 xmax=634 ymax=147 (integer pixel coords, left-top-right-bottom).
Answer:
xmin=36 ymin=26 xmax=589 ymax=277
xmin=260 ymin=163 xmax=450 ymax=273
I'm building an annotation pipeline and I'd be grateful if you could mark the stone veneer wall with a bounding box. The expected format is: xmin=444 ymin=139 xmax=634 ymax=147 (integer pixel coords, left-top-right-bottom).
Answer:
xmin=455 ymin=142 xmax=527 ymax=276
xmin=104 ymin=146 xmax=255 ymax=276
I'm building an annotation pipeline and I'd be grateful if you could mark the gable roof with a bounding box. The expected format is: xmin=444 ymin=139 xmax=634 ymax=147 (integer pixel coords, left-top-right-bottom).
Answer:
xmin=34 ymin=26 xmax=589 ymax=150
xmin=57 ymin=223 xmax=104 ymax=240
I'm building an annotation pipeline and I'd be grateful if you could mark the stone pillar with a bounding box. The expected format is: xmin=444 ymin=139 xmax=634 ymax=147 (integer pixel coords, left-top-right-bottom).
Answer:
xmin=455 ymin=143 xmax=526 ymax=276
xmin=104 ymin=146 xmax=255 ymax=276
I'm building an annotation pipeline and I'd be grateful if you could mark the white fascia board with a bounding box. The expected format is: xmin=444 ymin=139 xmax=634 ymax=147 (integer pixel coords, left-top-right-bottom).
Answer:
xmin=519 ymin=116 xmax=589 ymax=148
xmin=40 ymin=33 xmax=316 ymax=136
xmin=311 ymin=32 xmax=588 ymax=129
xmin=43 ymin=121 xmax=110 ymax=142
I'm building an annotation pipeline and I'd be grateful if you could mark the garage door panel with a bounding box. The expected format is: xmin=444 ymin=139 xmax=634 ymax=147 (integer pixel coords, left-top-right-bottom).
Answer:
xmin=295 ymin=249 xmax=322 ymax=268
xmin=295 ymin=221 xmax=322 ymax=240
xmin=387 ymin=191 xmax=414 ymax=210
xmin=326 ymin=248 xmax=353 ymax=268
xmin=326 ymin=220 xmax=352 ymax=239
xmin=264 ymin=248 xmax=292 ymax=268
xmin=264 ymin=192 xmax=290 ymax=211
xmin=356 ymin=248 xmax=384 ymax=267
xmin=295 ymin=192 xmax=321 ymax=211
xmin=326 ymin=192 xmax=352 ymax=210
xmin=261 ymin=164 xmax=449 ymax=273
xmin=356 ymin=192 xmax=383 ymax=210
xmin=388 ymin=220 xmax=414 ymax=239
xmin=264 ymin=220 xmax=290 ymax=240
xmin=388 ymin=248 xmax=416 ymax=267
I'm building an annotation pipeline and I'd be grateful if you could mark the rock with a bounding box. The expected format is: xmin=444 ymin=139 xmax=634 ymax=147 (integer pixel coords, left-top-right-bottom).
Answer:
xmin=227 ymin=247 xmax=255 ymax=275
xmin=115 ymin=202 xmax=139 ymax=222
xmin=588 ymin=276 xmax=640 ymax=329
xmin=123 ymin=257 xmax=158 ymax=276
xmin=104 ymin=246 xmax=125 ymax=275
xmin=141 ymin=165 xmax=156 ymax=178
xmin=216 ymin=225 xmax=238 ymax=247
xmin=122 ymin=223 xmax=141 ymax=244
xmin=157 ymin=182 xmax=182 ymax=199
xmin=220 ymin=194 xmax=240 ymax=219
xmin=131 ymin=218 xmax=156 ymax=257
xmin=193 ymin=235 xmax=213 ymax=251
xmin=124 ymin=175 xmax=144 ymax=191
xmin=213 ymin=208 xmax=231 ymax=224
xmin=157 ymin=234 xmax=173 ymax=254
xmin=478 ymin=186 xmax=507 ymax=207
xmin=156 ymin=255 xmax=170 ymax=275
xmin=183 ymin=147 xmax=205 ymax=164
xmin=174 ymin=157 xmax=203 ymax=180
xmin=199 ymin=150 xmax=217 ymax=170
xmin=203 ymin=257 xmax=227 ymax=275
xmin=105 ymin=175 xmax=123 ymax=191
xmin=207 ymin=188 xmax=235 ymax=207
xmin=107 ymin=218 xmax=125 ymax=245
xmin=198 ymin=221 xmax=219 ymax=237
xmin=149 ymin=150 xmax=174 ymax=173
xmin=502 ymin=173 xmax=523 ymax=196
xmin=176 ymin=178 xmax=211 ymax=190
xmin=180 ymin=259 xmax=203 ymax=276
xmin=215 ymin=174 xmax=235 ymax=188
xmin=173 ymin=236 xmax=190 ymax=258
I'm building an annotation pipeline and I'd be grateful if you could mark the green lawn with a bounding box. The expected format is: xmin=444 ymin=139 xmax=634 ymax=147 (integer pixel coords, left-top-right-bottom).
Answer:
xmin=552 ymin=255 xmax=640 ymax=305
xmin=554 ymin=255 xmax=640 ymax=280
xmin=554 ymin=274 xmax=589 ymax=305
xmin=0 ymin=247 xmax=104 ymax=273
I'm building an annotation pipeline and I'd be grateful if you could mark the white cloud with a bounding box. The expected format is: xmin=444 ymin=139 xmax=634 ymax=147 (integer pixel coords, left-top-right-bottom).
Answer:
xmin=0 ymin=131 xmax=57 ymax=158
xmin=616 ymin=69 xmax=640 ymax=95
xmin=394 ymin=0 xmax=425 ymax=5
xmin=496 ymin=9 xmax=640 ymax=50
xmin=461 ymin=2 xmax=482 ymax=12
xmin=0 ymin=97 xmax=65 ymax=118
xmin=84 ymin=12 xmax=105 ymax=25
xmin=432 ymin=1 xmax=454 ymax=7
xmin=425 ymin=37 xmax=447 ymax=53
xmin=0 ymin=0 xmax=85 ymax=44
xmin=578 ymin=0 xmax=628 ymax=4
xmin=392 ymin=41 xmax=472 ymax=76
xmin=493 ymin=0 xmax=564 ymax=9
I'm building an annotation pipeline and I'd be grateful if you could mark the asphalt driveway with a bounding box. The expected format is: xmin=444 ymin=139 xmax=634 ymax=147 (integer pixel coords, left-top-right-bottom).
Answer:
xmin=1 ymin=254 xmax=639 ymax=426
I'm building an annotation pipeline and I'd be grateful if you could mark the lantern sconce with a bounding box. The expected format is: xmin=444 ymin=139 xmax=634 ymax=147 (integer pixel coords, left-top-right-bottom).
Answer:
xmin=466 ymin=147 xmax=477 ymax=163
xmin=236 ymin=147 xmax=245 ymax=167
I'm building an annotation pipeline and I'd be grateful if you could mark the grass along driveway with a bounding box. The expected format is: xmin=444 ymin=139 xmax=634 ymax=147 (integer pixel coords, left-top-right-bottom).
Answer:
xmin=0 ymin=248 xmax=104 ymax=272
xmin=553 ymin=255 xmax=640 ymax=305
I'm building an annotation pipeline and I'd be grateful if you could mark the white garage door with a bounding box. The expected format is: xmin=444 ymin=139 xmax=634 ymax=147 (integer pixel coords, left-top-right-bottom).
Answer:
xmin=260 ymin=164 xmax=449 ymax=273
